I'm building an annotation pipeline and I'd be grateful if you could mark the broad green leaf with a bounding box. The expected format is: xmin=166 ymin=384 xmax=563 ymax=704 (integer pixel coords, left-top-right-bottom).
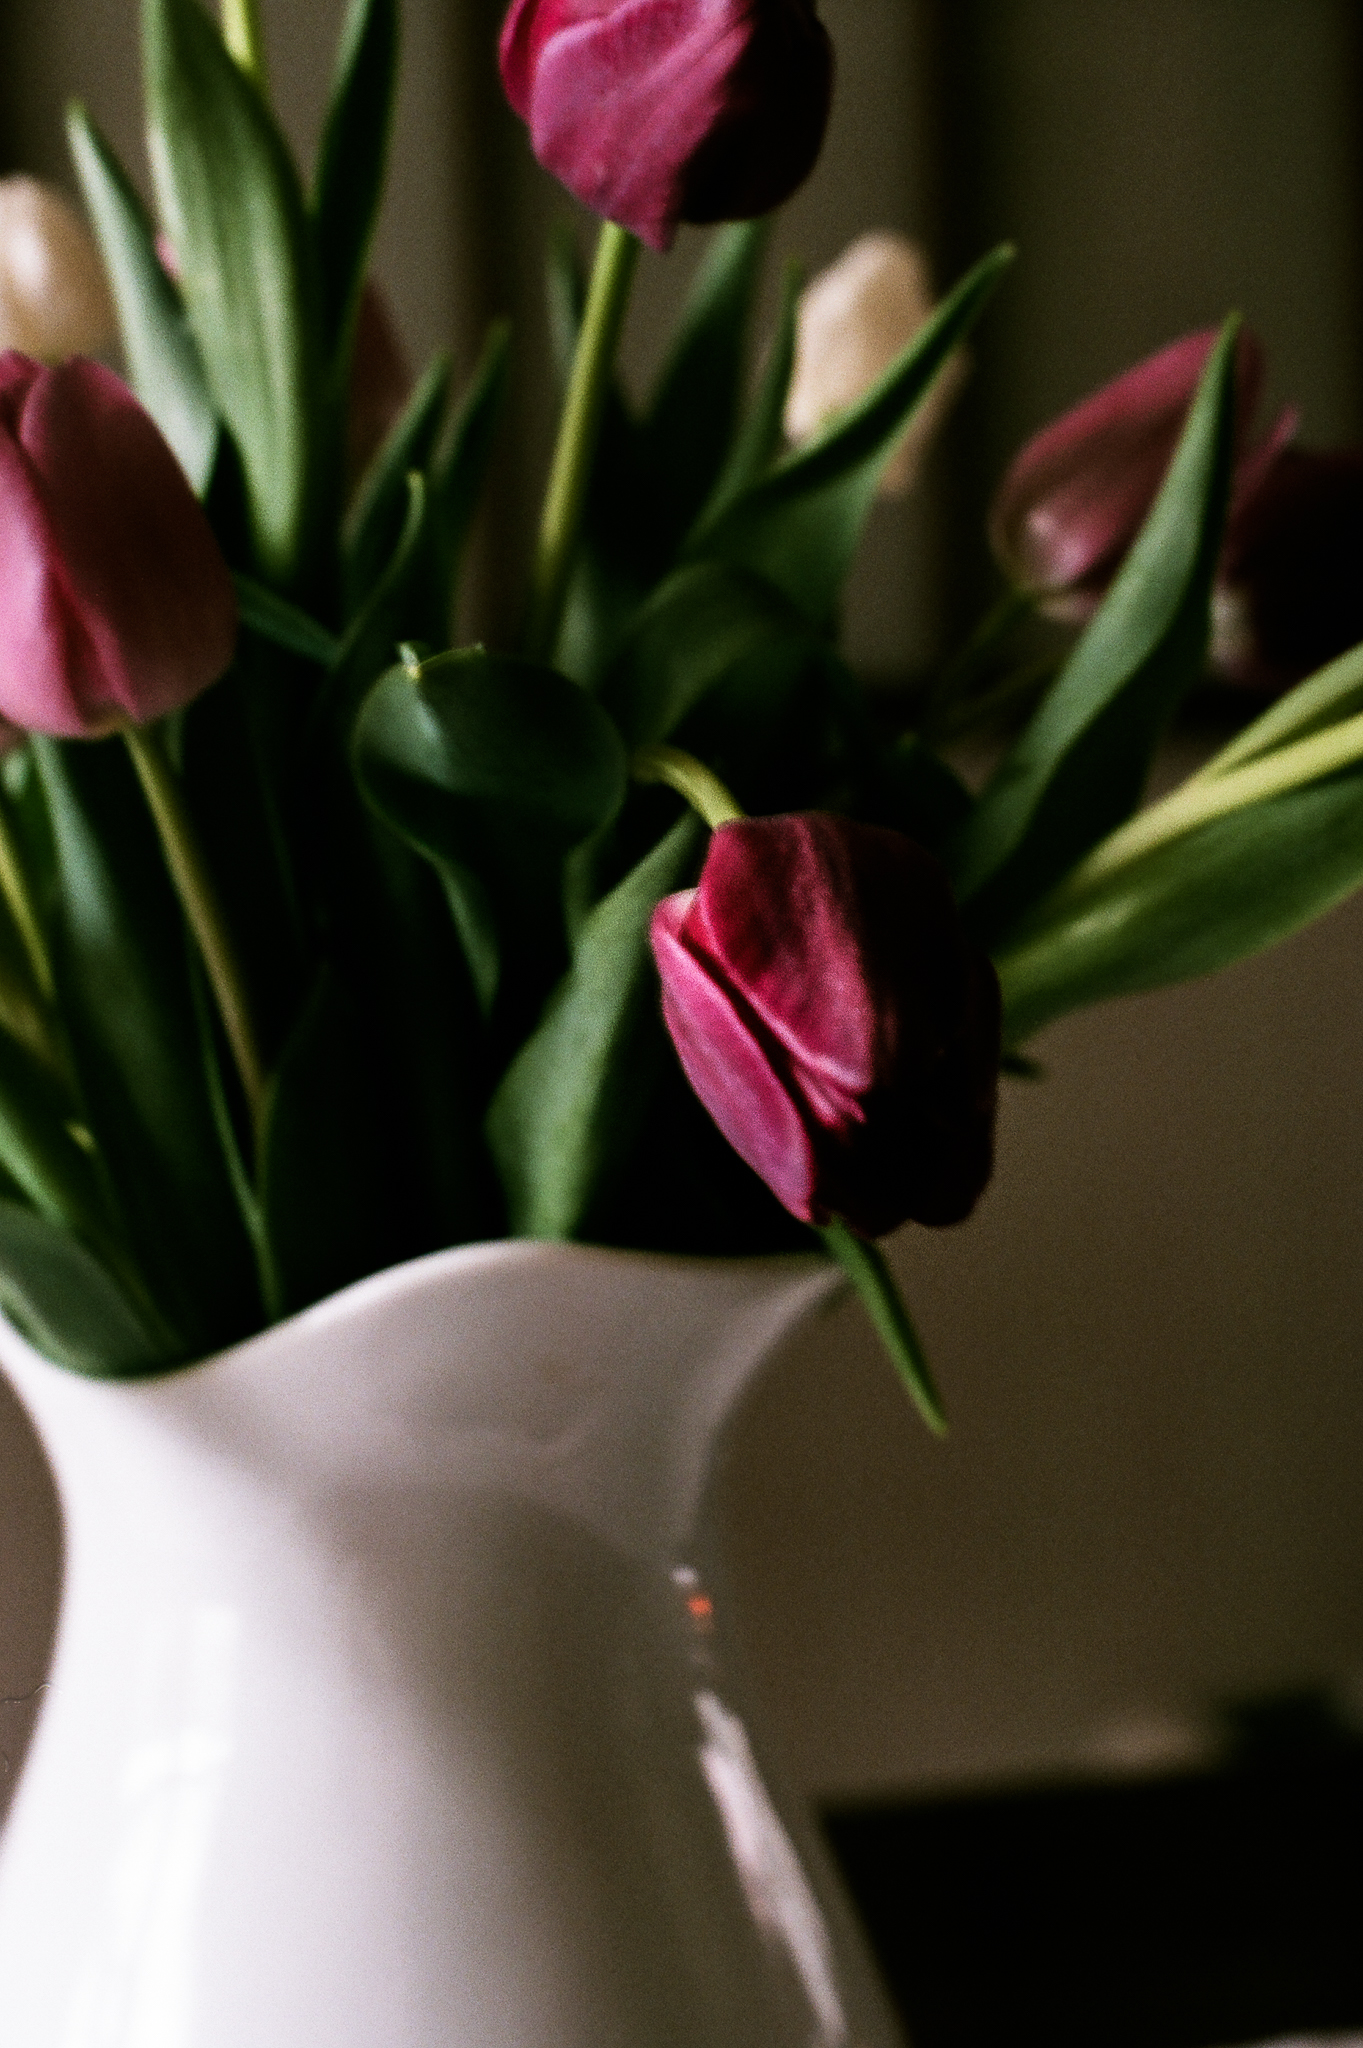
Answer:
xmin=0 ymin=1201 xmax=170 ymax=1377
xmin=486 ymin=815 xmax=701 ymax=1237
xmin=143 ymin=0 xmax=319 ymax=582
xmin=686 ymin=246 xmax=1014 ymax=625
xmin=600 ymin=560 xmax=821 ymax=748
xmin=32 ymin=736 xmax=261 ymax=1355
xmin=354 ymin=649 xmax=628 ymax=1024
xmin=700 ymin=257 xmax=802 ymax=525
xmin=641 ymin=221 xmax=770 ymax=551
xmin=344 ymin=350 xmax=452 ymax=608
xmin=995 ymin=764 xmax=1363 ymax=1045
xmin=820 ymin=1220 xmax=947 ymax=1436
xmin=312 ymin=0 xmax=399 ymax=357
xmin=67 ymin=102 xmax=217 ymax=493
xmin=0 ymin=1027 xmax=122 ymax=1257
xmin=948 ymin=320 xmax=1241 ymax=944
xmin=233 ymin=573 xmax=342 ymax=667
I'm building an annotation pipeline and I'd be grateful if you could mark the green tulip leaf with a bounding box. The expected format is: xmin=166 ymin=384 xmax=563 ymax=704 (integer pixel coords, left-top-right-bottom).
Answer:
xmin=949 ymin=319 xmax=1241 ymax=945
xmin=67 ymin=102 xmax=218 ymax=494
xmin=1189 ymin=637 xmax=1363 ymax=784
xmin=641 ymin=220 xmax=771 ymax=552
xmin=819 ymin=1220 xmax=947 ymax=1437
xmin=233 ymin=574 xmax=342 ymax=667
xmin=32 ymin=737 xmax=261 ymax=1356
xmin=995 ymin=763 xmax=1363 ymax=1045
xmin=600 ymin=559 xmax=822 ymax=749
xmin=486 ymin=815 xmax=702 ymax=1238
xmin=701 ymin=257 xmax=802 ymax=524
xmin=686 ymin=244 xmax=1014 ymax=625
xmin=312 ymin=0 xmax=399 ymax=359
xmin=344 ymin=351 xmax=452 ymax=612
xmin=0 ymin=1201 xmax=170 ymax=1378
xmin=143 ymin=0 xmax=319 ymax=583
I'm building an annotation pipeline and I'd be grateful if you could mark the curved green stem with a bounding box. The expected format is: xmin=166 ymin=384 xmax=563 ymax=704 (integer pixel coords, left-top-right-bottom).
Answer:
xmin=221 ymin=0 xmax=268 ymax=86
xmin=0 ymin=796 xmax=53 ymax=1004
xmin=631 ymin=745 xmax=745 ymax=829
xmin=123 ymin=725 xmax=267 ymax=1149
xmin=525 ymin=222 xmax=640 ymax=665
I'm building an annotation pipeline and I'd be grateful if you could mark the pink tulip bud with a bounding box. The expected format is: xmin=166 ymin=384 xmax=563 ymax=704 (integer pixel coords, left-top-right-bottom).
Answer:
xmin=784 ymin=232 xmax=966 ymax=497
xmin=1214 ymin=445 xmax=1363 ymax=689
xmin=989 ymin=327 xmax=1294 ymax=622
xmin=499 ymin=0 xmax=834 ymax=254
xmin=650 ymin=814 xmax=1000 ymax=1238
xmin=0 ymin=177 xmax=117 ymax=365
xmin=0 ymin=352 xmax=236 ymax=737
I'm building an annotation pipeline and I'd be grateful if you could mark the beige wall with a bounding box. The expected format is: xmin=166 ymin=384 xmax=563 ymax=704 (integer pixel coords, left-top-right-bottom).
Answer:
xmin=1 ymin=1 xmax=1362 ymax=1809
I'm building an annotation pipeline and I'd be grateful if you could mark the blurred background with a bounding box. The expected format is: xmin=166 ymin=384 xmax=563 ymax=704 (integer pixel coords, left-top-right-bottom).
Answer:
xmin=2 ymin=0 xmax=1363 ymax=1843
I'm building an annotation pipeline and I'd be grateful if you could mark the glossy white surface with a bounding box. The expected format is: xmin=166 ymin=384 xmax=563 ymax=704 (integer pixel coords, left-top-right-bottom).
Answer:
xmin=0 ymin=1239 xmax=903 ymax=2048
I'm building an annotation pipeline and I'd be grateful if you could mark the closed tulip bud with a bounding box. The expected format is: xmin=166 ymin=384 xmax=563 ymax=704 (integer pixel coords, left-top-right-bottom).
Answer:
xmin=784 ymin=232 xmax=965 ymax=496
xmin=650 ymin=813 xmax=1000 ymax=1238
xmin=0 ymin=352 xmax=236 ymax=737
xmin=989 ymin=327 xmax=1294 ymax=623
xmin=499 ymin=0 xmax=834 ymax=253
xmin=0 ymin=176 xmax=117 ymax=364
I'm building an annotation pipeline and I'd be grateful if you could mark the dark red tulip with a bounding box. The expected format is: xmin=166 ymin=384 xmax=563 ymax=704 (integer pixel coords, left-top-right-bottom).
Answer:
xmin=499 ymin=0 xmax=835 ymax=253
xmin=650 ymin=814 xmax=1000 ymax=1237
xmin=989 ymin=327 xmax=1294 ymax=621
xmin=0 ymin=351 xmax=236 ymax=736
xmin=1215 ymin=446 xmax=1363 ymax=688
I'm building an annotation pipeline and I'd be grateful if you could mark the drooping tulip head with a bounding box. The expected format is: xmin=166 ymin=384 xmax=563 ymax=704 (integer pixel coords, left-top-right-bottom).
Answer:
xmin=0 ymin=176 xmax=118 ymax=364
xmin=499 ymin=0 xmax=835 ymax=253
xmin=0 ymin=352 xmax=237 ymax=737
xmin=989 ymin=327 xmax=1293 ymax=622
xmin=650 ymin=813 xmax=1000 ymax=1238
xmin=784 ymin=232 xmax=966 ymax=497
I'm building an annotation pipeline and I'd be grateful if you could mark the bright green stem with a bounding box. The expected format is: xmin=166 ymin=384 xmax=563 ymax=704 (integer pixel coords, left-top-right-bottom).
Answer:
xmin=820 ymin=1219 xmax=948 ymax=1436
xmin=526 ymin=222 xmax=640 ymax=664
xmin=632 ymin=745 xmax=745 ymax=829
xmin=124 ymin=725 xmax=267 ymax=1147
xmin=221 ymin=0 xmax=268 ymax=86
xmin=0 ymin=795 xmax=53 ymax=1003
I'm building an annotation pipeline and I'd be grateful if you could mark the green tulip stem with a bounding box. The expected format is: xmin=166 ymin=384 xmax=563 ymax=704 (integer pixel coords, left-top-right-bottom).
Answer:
xmin=123 ymin=724 xmax=267 ymax=1147
xmin=221 ymin=0 xmax=269 ymax=87
xmin=0 ymin=795 xmax=53 ymax=1004
xmin=820 ymin=1220 xmax=949 ymax=1436
xmin=526 ymin=221 xmax=640 ymax=665
xmin=631 ymin=745 xmax=745 ymax=830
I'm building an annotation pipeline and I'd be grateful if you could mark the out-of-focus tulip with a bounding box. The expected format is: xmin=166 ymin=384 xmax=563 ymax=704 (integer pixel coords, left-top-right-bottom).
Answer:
xmin=0 ymin=352 xmax=236 ymax=737
xmin=650 ymin=813 xmax=1000 ymax=1237
xmin=0 ymin=176 xmax=118 ymax=364
xmin=499 ymin=0 xmax=834 ymax=253
xmin=347 ymin=280 xmax=412 ymax=490
xmin=989 ymin=327 xmax=1294 ymax=623
xmin=784 ymin=232 xmax=966 ymax=497
xmin=1213 ymin=446 xmax=1363 ymax=688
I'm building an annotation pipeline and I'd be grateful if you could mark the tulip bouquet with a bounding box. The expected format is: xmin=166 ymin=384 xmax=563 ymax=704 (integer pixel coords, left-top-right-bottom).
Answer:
xmin=1 ymin=0 xmax=1362 ymax=1429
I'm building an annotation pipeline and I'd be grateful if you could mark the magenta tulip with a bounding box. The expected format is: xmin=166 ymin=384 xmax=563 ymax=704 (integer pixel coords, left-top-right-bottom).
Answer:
xmin=0 ymin=352 xmax=236 ymax=738
xmin=1215 ymin=446 xmax=1363 ymax=688
xmin=989 ymin=327 xmax=1294 ymax=622
xmin=650 ymin=814 xmax=1000 ymax=1237
xmin=499 ymin=0 xmax=834 ymax=253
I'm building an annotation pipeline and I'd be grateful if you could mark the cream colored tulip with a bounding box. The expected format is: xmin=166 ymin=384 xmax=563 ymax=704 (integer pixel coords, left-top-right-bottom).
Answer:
xmin=784 ymin=231 xmax=966 ymax=497
xmin=0 ymin=177 xmax=117 ymax=363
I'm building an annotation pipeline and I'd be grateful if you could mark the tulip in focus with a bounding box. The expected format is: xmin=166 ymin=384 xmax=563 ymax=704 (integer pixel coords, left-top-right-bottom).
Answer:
xmin=784 ymin=232 xmax=966 ymax=496
xmin=989 ymin=327 xmax=1294 ymax=623
xmin=0 ymin=176 xmax=118 ymax=364
xmin=499 ymin=0 xmax=834 ymax=253
xmin=0 ymin=352 xmax=236 ymax=737
xmin=650 ymin=813 xmax=1000 ymax=1238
